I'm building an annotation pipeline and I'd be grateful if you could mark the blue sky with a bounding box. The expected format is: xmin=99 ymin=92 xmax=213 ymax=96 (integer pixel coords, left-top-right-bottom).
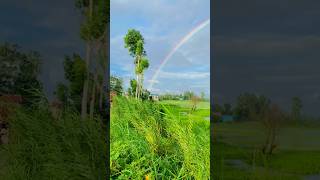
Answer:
xmin=111 ymin=0 xmax=210 ymax=96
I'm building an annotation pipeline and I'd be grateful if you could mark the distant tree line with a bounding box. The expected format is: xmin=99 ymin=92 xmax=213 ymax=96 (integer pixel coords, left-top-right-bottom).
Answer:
xmin=214 ymin=93 xmax=304 ymax=123
xmin=159 ymin=91 xmax=207 ymax=101
xmin=109 ymin=75 xmax=150 ymax=101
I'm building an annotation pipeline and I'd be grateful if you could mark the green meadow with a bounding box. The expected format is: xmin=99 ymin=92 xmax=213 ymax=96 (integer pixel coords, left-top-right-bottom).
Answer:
xmin=110 ymin=97 xmax=210 ymax=179
xmin=213 ymin=121 xmax=320 ymax=179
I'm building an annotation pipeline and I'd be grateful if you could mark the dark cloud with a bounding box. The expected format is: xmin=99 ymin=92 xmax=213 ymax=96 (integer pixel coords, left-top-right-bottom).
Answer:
xmin=0 ymin=0 xmax=85 ymax=99
xmin=213 ymin=0 xmax=320 ymax=117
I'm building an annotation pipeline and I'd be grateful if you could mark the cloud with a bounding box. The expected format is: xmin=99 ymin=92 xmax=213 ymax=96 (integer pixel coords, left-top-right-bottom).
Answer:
xmin=147 ymin=79 xmax=159 ymax=84
xmin=158 ymin=71 xmax=209 ymax=80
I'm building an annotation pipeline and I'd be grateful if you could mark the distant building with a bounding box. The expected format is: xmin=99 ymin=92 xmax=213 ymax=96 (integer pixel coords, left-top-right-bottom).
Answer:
xmin=149 ymin=94 xmax=159 ymax=101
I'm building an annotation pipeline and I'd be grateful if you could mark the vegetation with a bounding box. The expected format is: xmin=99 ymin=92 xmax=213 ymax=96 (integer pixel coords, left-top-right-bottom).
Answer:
xmin=0 ymin=43 xmax=43 ymax=105
xmin=213 ymin=92 xmax=320 ymax=179
xmin=110 ymin=97 xmax=210 ymax=179
xmin=0 ymin=102 xmax=106 ymax=179
xmin=159 ymin=91 xmax=208 ymax=101
xmin=0 ymin=1 xmax=109 ymax=179
xmin=76 ymin=0 xmax=109 ymax=120
xmin=110 ymin=75 xmax=123 ymax=95
xmin=124 ymin=29 xmax=149 ymax=99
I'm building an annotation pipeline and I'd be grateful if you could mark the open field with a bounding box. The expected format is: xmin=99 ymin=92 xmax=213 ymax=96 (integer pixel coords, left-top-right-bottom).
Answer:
xmin=159 ymin=100 xmax=210 ymax=110
xmin=213 ymin=121 xmax=320 ymax=179
xmin=110 ymin=98 xmax=210 ymax=179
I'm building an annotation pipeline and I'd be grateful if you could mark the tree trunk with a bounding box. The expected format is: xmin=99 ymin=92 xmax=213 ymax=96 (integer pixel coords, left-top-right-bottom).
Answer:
xmin=99 ymin=75 xmax=105 ymax=111
xmin=136 ymin=75 xmax=138 ymax=99
xmin=90 ymin=73 xmax=97 ymax=120
xmin=99 ymin=32 xmax=107 ymax=111
xmin=81 ymin=44 xmax=91 ymax=120
xmin=80 ymin=0 xmax=93 ymax=120
xmin=135 ymin=55 xmax=141 ymax=99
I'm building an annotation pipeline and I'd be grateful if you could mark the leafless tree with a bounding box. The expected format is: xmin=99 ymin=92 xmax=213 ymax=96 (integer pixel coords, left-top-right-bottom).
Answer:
xmin=261 ymin=104 xmax=283 ymax=154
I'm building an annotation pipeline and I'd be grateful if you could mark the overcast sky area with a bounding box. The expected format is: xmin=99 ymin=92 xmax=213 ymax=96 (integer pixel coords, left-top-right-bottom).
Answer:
xmin=213 ymin=0 xmax=320 ymax=117
xmin=0 ymin=0 xmax=84 ymax=99
xmin=111 ymin=0 xmax=210 ymax=96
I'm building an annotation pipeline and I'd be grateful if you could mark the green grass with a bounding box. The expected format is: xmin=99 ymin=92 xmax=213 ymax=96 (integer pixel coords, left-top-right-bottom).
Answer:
xmin=159 ymin=100 xmax=210 ymax=110
xmin=1 ymin=105 xmax=107 ymax=180
xmin=110 ymin=97 xmax=209 ymax=179
xmin=214 ymin=121 xmax=320 ymax=179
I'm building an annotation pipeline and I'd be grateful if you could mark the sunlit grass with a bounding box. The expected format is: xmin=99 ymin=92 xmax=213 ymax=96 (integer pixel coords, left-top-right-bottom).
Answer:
xmin=110 ymin=97 xmax=209 ymax=179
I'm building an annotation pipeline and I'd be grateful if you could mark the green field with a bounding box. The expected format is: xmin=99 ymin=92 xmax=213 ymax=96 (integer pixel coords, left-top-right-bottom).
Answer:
xmin=160 ymin=100 xmax=210 ymax=110
xmin=110 ymin=98 xmax=210 ymax=179
xmin=214 ymin=121 xmax=320 ymax=179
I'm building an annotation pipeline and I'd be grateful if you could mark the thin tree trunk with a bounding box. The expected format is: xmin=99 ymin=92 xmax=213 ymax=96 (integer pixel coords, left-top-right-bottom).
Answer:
xmin=81 ymin=0 xmax=93 ymax=120
xmin=99 ymin=75 xmax=105 ymax=111
xmin=99 ymin=33 xmax=107 ymax=111
xmin=90 ymin=73 xmax=97 ymax=120
xmin=135 ymin=55 xmax=141 ymax=99
xmin=135 ymin=74 xmax=139 ymax=99
xmin=81 ymin=44 xmax=91 ymax=120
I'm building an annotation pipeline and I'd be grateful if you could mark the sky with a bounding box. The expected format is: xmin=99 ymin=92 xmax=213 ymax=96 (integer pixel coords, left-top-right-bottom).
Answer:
xmin=0 ymin=0 xmax=85 ymax=99
xmin=111 ymin=0 xmax=210 ymax=96
xmin=213 ymin=0 xmax=320 ymax=117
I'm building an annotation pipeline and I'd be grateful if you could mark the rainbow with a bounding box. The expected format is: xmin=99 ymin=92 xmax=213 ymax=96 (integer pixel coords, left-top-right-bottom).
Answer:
xmin=147 ymin=18 xmax=210 ymax=91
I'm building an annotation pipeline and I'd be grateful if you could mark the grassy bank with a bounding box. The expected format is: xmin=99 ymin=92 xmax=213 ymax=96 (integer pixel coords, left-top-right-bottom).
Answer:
xmin=1 ymin=105 xmax=107 ymax=180
xmin=110 ymin=97 xmax=210 ymax=179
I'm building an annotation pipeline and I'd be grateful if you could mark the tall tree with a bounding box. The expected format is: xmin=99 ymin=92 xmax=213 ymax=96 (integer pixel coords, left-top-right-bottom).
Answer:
xmin=124 ymin=29 xmax=149 ymax=99
xmin=76 ymin=0 xmax=109 ymax=119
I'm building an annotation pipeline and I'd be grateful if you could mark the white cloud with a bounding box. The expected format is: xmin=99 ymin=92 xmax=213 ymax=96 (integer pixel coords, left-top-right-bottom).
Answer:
xmin=158 ymin=71 xmax=209 ymax=79
xmin=148 ymin=79 xmax=159 ymax=84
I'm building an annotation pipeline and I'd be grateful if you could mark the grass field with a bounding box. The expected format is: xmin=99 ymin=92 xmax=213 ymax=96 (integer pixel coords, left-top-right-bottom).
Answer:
xmin=213 ymin=121 xmax=320 ymax=179
xmin=160 ymin=100 xmax=210 ymax=110
xmin=110 ymin=97 xmax=210 ymax=179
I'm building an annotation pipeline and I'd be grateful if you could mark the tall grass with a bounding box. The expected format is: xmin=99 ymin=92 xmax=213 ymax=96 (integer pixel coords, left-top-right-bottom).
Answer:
xmin=110 ymin=96 xmax=209 ymax=179
xmin=2 ymin=104 xmax=107 ymax=180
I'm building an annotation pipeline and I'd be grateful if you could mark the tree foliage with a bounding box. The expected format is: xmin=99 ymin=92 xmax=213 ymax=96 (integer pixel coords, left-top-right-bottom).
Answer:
xmin=234 ymin=93 xmax=270 ymax=121
xmin=0 ymin=43 xmax=43 ymax=105
xmin=124 ymin=30 xmax=146 ymax=57
xmin=55 ymin=54 xmax=86 ymax=110
xmin=110 ymin=75 xmax=123 ymax=95
xmin=76 ymin=0 xmax=109 ymax=41
xmin=124 ymin=29 xmax=149 ymax=99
